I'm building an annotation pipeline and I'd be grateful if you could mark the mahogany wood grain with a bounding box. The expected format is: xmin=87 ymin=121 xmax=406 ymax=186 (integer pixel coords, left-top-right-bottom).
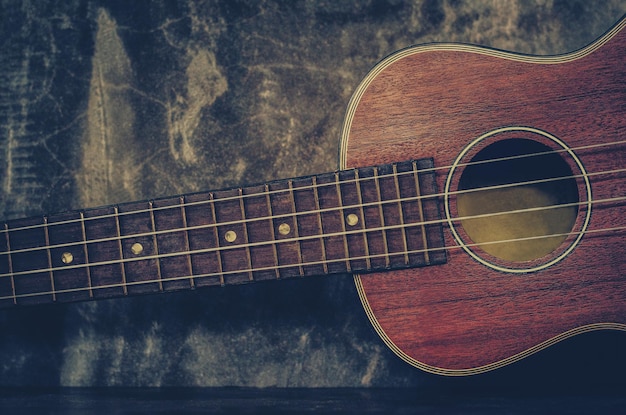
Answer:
xmin=341 ymin=16 xmax=626 ymax=374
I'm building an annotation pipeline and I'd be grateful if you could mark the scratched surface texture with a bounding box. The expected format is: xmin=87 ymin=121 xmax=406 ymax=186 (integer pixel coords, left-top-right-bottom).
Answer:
xmin=1 ymin=0 xmax=625 ymax=388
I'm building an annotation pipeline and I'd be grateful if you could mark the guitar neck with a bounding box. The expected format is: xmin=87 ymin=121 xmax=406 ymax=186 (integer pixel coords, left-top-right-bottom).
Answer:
xmin=0 ymin=159 xmax=446 ymax=308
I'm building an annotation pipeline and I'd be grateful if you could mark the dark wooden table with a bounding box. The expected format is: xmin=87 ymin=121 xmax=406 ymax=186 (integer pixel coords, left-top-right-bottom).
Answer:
xmin=0 ymin=387 xmax=624 ymax=414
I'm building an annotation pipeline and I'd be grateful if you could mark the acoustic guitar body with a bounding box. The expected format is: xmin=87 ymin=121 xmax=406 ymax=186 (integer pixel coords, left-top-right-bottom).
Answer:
xmin=341 ymin=17 xmax=626 ymax=375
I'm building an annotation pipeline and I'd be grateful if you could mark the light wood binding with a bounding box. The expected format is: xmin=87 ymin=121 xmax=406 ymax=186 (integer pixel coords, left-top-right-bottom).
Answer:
xmin=341 ymin=16 xmax=626 ymax=374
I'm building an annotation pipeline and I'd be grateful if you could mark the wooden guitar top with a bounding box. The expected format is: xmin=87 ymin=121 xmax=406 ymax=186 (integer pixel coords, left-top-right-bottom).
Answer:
xmin=341 ymin=16 xmax=626 ymax=375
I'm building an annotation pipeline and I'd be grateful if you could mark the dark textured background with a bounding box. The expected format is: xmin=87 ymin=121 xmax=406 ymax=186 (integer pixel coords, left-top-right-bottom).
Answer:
xmin=1 ymin=0 xmax=625 ymax=393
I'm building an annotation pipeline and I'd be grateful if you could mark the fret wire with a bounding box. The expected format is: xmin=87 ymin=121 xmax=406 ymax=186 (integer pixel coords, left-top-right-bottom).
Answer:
xmin=43 ymin=217 xmax=57 ymax=302
xmin=149 ymin=201 xmax=164 ymax=291
xmin=5 ymin=223 xmax=625 ymax=303
xmin=264 ymin=184 xmax=281 ymax=279
xmin=80 ymin=211 xmax=94 ymax=298
xmin=209 ymin=193 xmax=225 ymax=286
xmin=114 ymin=206 xmax=128 ymax=295
xmin=412 ymin=161 xmax=431 ymax=264
xmin=1 ymin=165 xmax=621 ymax=250
xmin=4 ymin=223 xmax=17 ymax=304
xmin=354 ymin=169 xmax=371 ymax=270
xmin=374 ymin=167 xmax=390 ymax=267
xmin=393 ymin=164 xmax=410 ymax=265
xmin=180 ymin=196 xmax=195 ymax=289
xmin=239 ymin=188 xmax=254 ymax=281
xmin=0 ymin=195 xmax=620 ymax=280
xmin=289 ymin=180 xmax=305 ymax=276
xmin=312 ymin=176 xmax=328 ymax=274
xmin=335 ymin=172 xmax=351 ymax=272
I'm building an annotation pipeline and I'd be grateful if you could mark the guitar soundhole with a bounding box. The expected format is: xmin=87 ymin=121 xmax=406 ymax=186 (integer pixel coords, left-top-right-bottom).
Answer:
xmin=445 ymin=127 xmax=591 ymax=272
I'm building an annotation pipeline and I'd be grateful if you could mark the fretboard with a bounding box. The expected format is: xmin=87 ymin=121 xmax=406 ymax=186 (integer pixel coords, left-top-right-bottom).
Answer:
xmin=0 ymin=159 xmax=446 ymax=308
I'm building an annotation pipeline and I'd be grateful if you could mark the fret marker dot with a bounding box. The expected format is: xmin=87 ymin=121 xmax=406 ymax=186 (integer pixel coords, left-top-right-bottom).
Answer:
xmin=131 ymin=242 xmax=144 ymax=255
xmin=225 ymin=230 xmax=237 ymax=243
xmin=278 ymin=223 xmax=291 ymax=235
xmin=61 ymin=252 xmax=74 ymax=264
xmin=346 ymin=213 xmax=359 ymax=226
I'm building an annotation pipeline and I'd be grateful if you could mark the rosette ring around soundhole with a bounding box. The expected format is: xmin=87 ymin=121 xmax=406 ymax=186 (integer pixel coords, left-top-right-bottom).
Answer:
xmin=444 ymin=127 xmax=592 ymax=273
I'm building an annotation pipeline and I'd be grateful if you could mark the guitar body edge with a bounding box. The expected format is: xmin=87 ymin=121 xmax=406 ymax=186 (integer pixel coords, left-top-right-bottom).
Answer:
xmin=355 ymin=273 xmax=626 ymax=376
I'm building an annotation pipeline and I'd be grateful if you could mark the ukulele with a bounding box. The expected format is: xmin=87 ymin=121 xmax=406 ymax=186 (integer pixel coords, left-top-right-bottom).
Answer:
xmin=1 ymin=16 xmax=625 ymax=376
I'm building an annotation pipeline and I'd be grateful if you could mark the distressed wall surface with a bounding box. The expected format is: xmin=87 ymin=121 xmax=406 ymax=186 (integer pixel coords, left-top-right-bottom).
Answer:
xmin=0 ymin=0 xmax=625 ymax=388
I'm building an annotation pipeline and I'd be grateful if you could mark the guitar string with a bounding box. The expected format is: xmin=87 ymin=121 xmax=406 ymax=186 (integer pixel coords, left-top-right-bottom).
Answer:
xmin=0 ymin=192 xmax=624 ymax=279
xmin=1 ymin=138 xmax=625 ymax=235
xmin=0 ymin=163 xmax=623 ymax=259
xmin=1 ymin=222 xmax=624 ymax=302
